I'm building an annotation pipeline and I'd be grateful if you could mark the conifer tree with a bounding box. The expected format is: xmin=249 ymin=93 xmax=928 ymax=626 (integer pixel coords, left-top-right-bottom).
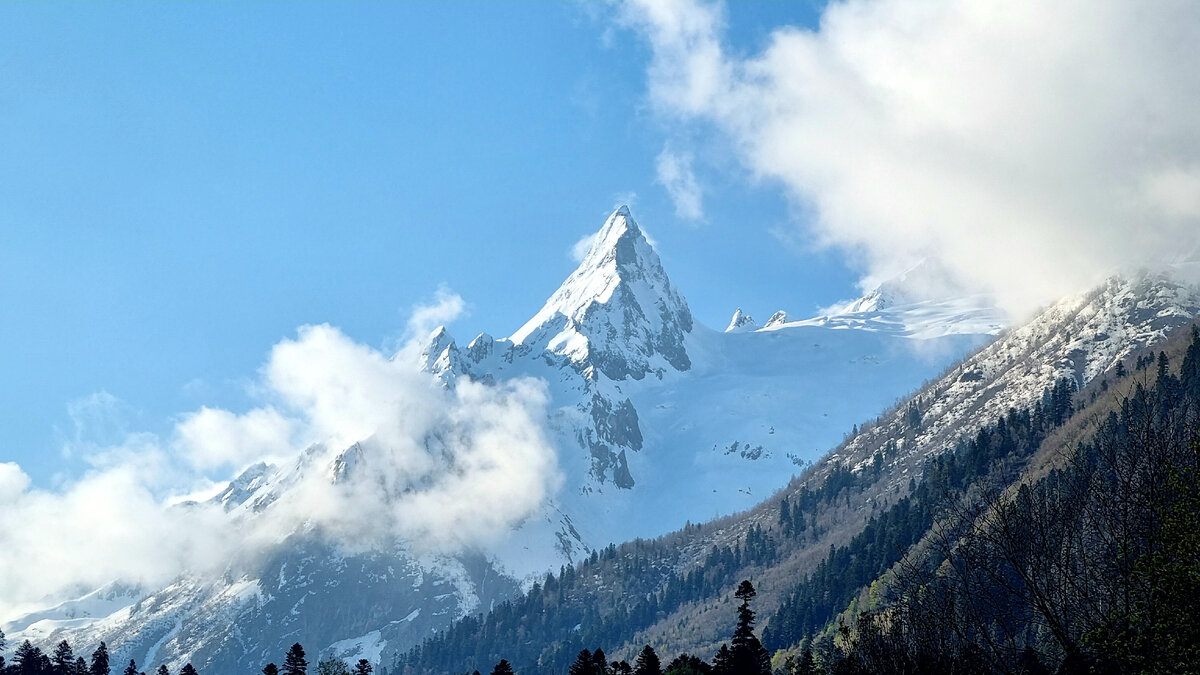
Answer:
xmin=633 ymin=646 xmax=662 ymax=675
xmin=663 ymin=654 xmax=711 ymax=675
xmin=316 ymin=659 xmax=350 ymax=675
xmin=569 ymin=650 xmax=594 ymax=675
xmin=75 ymin=656 xmax=90 ymax=675
xmin=179 ymin=664 xmax=198 ymax=675
xmin=353 ymin=660 xmax=372 ymax=675
xmin=795 ymin=648 xmax=815 ymax=675
xmin=15 ymin=640 xmax=44 ymax=672
xmin=710 ymin=645 xmax=732 ymax=674
xmin=283 ymin=644 xmax=308 ymax=675
xmin=91 ymin=642 xmax=111 ymax=675
xmin=489 ymin=659 xmax=514 ymax=675
xmin=156 ymin=666 xmax=169 ymax=675
xmin=263 ymin=665 xmax=279 ymax=675
xmin=52 ymin=640 xmax=77 ymax=672
xmin=728 ymin=581 xmax=771 ymax=675
xmin=123 ymin=659 xmax=139 ymax=675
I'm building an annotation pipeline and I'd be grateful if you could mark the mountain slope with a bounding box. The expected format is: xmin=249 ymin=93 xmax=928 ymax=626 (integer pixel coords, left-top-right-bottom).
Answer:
xmin=396 ymin=272 xmax=1199 ymax=673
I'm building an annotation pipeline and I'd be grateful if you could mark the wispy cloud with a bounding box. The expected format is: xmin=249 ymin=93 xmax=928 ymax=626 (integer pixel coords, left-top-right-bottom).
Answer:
xmin=655 ymin=146 xmax=704 ymax=221
xmin=571 ymin=232 xmax=597 ymax=262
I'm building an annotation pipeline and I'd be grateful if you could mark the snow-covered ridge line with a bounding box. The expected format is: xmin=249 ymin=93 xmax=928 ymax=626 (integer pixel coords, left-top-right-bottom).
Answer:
xmin=830 ymin=272 xmax=1200 ymax=480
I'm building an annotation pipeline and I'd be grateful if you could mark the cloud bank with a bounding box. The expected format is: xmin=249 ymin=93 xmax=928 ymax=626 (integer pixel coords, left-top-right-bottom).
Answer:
xmin=623 ymin=0 xmax=1200 ymax=314
xmin=0 ymin=292 xmax=559 ymax=619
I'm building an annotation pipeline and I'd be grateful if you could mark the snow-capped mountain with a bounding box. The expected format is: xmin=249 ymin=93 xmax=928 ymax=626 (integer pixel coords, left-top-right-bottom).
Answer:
xmin=509 ymin=205 xmax=693 ymax=381
xmin=725 ymin=308 xmax=757 ymax=332
xmin=4 ymin=207 xmax=1046 ymax=673
xmin=827 ymin=272 xmax=1200 ymax=482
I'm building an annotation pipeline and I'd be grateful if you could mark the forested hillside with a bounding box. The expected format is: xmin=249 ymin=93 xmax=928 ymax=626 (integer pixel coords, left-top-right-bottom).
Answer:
xmin=397 ymin=312 xmax=1200 ymax=674
xmin=807 ymin=328 xmax=1200 ymax=673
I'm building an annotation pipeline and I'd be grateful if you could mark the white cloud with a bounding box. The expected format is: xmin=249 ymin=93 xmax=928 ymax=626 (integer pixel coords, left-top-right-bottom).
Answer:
xmin=60 ymin=391 xmax=136 ymax=458
xmin=655 ymin=146 xmax=705 ymax=221
xmin=571 ymin=232 xmax=599 ymax=262
xmin=0 ymin=291 xmax=560 ymax=620
xmin=621 ymin=0 xmax=1200 ymax=315
xmin=174 ymin=406 xmax=295 ymax=469
xmin=405 ymin=286 xmax=466 ymax=340
xmin=0 ymin=462 xmax=30 ymax=504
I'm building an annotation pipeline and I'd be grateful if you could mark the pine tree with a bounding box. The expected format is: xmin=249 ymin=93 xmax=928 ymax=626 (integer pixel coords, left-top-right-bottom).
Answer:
xmin=75 ymin=656 xmax=90 ymax=675
xmin=123 ymin=659 xmax=139 ymax=675
xmin=728 ymin=581 xmax=771 ymax=675
xmin=52 ymin=640 xmax=77 ymax=672
xmin=592 ymin=648 xmax=608 ymax=675
xmin=569 ymin=650 xmax=594 ymax=675
xmin=711 ymin=645 xmax=732 ymax=674
xmin=633 ymin=646 xmax=662 ymax=675
xmin=263 ymin=665 xmax=279 ymax=675
xmin=180 ymin=664 xmax=198 ymax=675
xmin=283 ymin=644 xmax=308 ymax=675
xmin=795 ymin=648 xmax=815 ymax=675
xmin=489 ymin=659 xmax=514 ymax=675
xmin=15 ymin=640 xmax=44 ymax=672
xmin=91 ymin=642 xmax=111 ymax=675
xmin=156 ymin=666 xmax=170 ymax=675
xmin=316 ymin=659 xmax=350 ymax=675
xmin=353 ymin=660 xmax=372 ymax=675
xmin=663 ymin=654 xmax=711 ymax=675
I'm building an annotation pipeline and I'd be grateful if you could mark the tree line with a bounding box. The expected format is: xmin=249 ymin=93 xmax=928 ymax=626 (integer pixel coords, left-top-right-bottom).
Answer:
xmin=0 ymin=634 xmax=372 ymax=675
xmin=463 ymin=580 xmax=771 ymax=675
xmin=0 ymin=636 xmax=195 ymax=675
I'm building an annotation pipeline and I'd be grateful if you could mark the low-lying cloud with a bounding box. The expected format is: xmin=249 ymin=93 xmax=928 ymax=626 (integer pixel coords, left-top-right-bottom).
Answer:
xmin=0 ymin=291 xmax=560 ymax=620
xmin=622 ymin=0 xmax=1200 ymax=315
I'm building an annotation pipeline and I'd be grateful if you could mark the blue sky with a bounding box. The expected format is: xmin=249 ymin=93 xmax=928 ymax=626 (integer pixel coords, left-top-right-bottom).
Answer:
xmin=0 ymin=2 xmax=849 ymax=484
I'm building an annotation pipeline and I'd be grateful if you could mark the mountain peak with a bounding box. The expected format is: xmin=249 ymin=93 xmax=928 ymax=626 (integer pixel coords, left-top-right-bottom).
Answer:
xmin=510 ymin=207 xmax=693 ymax=380
xmin=575 ymin=205 xmax=649 ymax=276
xmin=725 ymin=308 xmax=757 ymax=332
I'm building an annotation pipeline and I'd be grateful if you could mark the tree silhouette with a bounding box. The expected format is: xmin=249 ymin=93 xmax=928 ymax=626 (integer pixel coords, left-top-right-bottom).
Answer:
xmin=633 ymin=646 xmax=661 ymax=675
xmin=283 ymin=644 xmax=308 ymax=675
xmin=90 ymin=642 xmax=111 ymax=675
